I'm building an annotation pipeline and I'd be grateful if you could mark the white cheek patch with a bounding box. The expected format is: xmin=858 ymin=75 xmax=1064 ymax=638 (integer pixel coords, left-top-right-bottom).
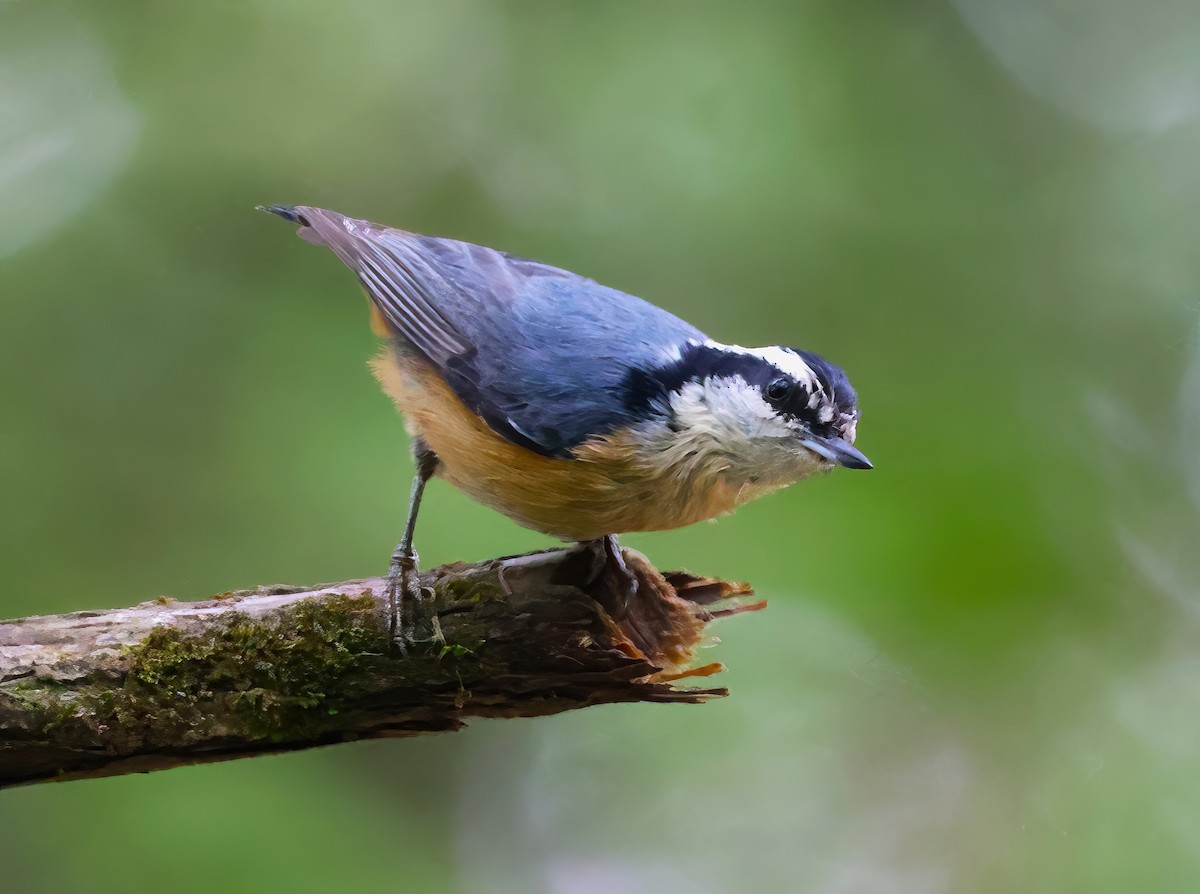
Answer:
xmin=669 ymin=376 xmax=795 ymax=445
xmin=634 ymin=372 xmax=833 ymax=491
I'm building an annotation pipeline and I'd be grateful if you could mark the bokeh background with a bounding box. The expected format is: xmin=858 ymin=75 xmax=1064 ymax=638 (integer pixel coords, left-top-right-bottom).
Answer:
xmin=3 ymin=1 xmax=1200 ymax=891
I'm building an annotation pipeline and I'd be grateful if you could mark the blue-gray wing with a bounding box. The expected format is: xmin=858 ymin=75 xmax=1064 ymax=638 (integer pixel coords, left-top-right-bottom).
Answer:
xmin=287 ymin=206 xmax=706 ymax=458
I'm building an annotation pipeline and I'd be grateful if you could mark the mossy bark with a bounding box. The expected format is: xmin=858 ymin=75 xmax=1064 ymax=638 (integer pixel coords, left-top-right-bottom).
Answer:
xmin=0 ymin=547 xmax=760 ymax=788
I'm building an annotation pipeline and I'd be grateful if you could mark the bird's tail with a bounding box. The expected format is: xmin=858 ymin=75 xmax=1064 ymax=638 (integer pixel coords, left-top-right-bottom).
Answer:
xmin=256 ymin=203 xmax=374 ymax=260
xmin=256 ymin=204 xmax=311 ymax=226
xmin=256 ymin=204 xmax=460 ymax=348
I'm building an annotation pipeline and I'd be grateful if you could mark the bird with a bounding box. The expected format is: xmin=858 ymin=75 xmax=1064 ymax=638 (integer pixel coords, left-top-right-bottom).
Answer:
xmin=261 ymin=204 xmax=871 ymax=646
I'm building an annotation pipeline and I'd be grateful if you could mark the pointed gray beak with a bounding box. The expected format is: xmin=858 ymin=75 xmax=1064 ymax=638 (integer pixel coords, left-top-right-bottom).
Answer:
xmin=800 ymin=435 xmax=873 ymax=470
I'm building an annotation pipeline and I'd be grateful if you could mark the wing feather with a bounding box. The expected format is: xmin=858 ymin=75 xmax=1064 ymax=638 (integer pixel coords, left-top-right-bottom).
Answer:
xmin=294 ymin=206 xmax=469 ymax=365
xmin=281 ymin=205 xmax=706 ymax=457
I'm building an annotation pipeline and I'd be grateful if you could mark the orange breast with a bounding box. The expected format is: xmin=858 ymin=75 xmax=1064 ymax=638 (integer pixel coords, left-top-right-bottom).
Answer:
xmin=370 ymin=347 xmax=744 ymax=541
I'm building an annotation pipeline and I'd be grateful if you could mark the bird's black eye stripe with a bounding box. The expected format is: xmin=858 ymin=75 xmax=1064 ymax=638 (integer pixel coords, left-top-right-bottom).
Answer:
xmin=764 ymin=377 xmax=792 ymax=402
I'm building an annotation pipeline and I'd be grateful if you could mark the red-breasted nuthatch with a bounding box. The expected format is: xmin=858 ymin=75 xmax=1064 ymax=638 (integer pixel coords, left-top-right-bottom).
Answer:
xmin=262 ymin=205 xmax=871 ymax=644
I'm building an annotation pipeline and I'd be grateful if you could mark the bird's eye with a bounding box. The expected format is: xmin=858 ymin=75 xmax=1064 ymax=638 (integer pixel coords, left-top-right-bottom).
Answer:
xmin=765 ymin=377 xmax=791 ymax=402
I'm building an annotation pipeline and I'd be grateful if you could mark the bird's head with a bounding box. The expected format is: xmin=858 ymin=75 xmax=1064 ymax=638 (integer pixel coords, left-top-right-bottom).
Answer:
xmin=630 ymin=340 xmax=870 ymax=489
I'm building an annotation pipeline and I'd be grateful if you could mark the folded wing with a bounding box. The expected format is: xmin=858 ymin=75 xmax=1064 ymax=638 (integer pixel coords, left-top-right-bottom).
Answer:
xmin=286 ymin=206 xmax=706 ymax=458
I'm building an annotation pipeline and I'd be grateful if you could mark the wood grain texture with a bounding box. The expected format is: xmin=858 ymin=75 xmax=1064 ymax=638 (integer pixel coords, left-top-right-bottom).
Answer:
xmin=0 ymin=546 xmax=761 ymax=788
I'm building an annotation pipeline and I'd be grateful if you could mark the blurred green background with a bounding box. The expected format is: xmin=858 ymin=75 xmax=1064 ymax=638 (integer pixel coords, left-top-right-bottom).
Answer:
xmin=3 ymin=0 xmax=1200 ymax=891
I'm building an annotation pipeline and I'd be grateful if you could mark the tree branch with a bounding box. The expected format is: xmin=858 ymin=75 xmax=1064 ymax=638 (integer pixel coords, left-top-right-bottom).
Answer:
xmin=0 ymin=547 xmax=761 ymax=788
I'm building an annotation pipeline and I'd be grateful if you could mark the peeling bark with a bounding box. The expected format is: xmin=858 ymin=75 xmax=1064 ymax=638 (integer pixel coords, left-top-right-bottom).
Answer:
xmin=0 ymin=547 xmax=762 ymax=788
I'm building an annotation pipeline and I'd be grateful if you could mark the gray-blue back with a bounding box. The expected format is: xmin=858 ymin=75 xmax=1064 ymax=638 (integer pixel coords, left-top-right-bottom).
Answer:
xmin=293 ymin=207 xmax=706 ymax=457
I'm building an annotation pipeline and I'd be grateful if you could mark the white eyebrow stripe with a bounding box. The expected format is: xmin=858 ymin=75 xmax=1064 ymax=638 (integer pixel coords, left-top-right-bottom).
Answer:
xmin=700 ymin=340 xmax=822 ymax=393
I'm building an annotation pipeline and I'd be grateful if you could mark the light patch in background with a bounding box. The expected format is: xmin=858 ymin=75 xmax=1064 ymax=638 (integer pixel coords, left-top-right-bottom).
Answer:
xmin=1099 ymin=318 xmax=1200 ymax=621
xmin=1115 ymin=658 xmax=1200 ymax=763
xmin=0 ymin=9 xmax=141 ymax=259
xmin=954 ymin=0 xmax=1200 ymax=133
xmin=456 ymin=599 xmax=973 ymax=894
xmin=1109 ymin=654 xmax=1200 ymax=879
xmin=1083 ymin=318 xmax=1200 ymax=877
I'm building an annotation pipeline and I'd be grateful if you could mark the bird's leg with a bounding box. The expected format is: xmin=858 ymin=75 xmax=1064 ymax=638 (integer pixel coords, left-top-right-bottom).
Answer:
xmin=386 ymin=439 xmax=440 ymax=652
xmin=583 ymin=534 xmax=640 ymax=619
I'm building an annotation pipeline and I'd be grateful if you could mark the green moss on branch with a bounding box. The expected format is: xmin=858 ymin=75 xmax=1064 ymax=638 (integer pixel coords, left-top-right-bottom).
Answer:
xmin=0 ymin=548 xmax=759 ymax=788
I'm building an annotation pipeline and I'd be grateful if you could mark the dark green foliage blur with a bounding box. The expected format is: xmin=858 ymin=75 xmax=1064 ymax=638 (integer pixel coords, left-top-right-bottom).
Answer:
xmin=3 ymin=1 xmax=1200 ymax=891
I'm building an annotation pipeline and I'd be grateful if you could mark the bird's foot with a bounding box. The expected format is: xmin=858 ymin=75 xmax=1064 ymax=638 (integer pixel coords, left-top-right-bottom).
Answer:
xmin=385 ymin=548 xmax=423 ymax=655
xmin=589 ymin=534 xmax=640 ymax=619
